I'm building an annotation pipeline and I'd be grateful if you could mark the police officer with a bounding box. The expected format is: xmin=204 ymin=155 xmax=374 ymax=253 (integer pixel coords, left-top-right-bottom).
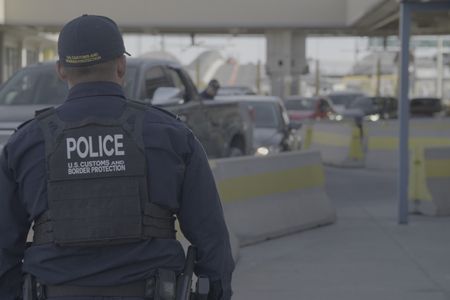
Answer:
xmin=200 ymin=79 xmax=221 ymax=100
xmin=0 ymin=15 xmax=234 ymax=300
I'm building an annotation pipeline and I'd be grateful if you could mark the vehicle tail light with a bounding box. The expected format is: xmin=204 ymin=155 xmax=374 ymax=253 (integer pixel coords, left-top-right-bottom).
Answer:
xmin=288 ymin=112 xmax=313 ymax=121
xmin=288 ymin=112 xmax=301 ymax=120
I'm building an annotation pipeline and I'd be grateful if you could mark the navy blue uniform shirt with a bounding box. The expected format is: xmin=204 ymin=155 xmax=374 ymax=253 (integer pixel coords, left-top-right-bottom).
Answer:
xmin=0 ymin=82 xmax=234 ymax=299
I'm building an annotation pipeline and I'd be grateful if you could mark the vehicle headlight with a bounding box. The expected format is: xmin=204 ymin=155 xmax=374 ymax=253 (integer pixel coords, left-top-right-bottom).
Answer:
xmin=255 ymin=145 xmax=281 ymax=156
xmin=365 ymin=114 xmax=380 ymax=122
xmin=256 ymin=147 xmax=270 ymax=156
xmin=335 ymin=115 xmax=343 ymax=121
xmin=370 ymin=114 xmax=380 ymax=122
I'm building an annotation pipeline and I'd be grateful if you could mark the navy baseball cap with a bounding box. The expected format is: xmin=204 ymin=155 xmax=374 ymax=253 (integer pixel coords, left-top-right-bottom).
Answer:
xmin=58 ymin=14 xmax=130 ymax=67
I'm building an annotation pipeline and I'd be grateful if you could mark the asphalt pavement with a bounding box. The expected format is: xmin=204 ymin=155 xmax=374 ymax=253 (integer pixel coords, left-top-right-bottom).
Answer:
xmin=232 ymin=166 xmax=450 ymax=300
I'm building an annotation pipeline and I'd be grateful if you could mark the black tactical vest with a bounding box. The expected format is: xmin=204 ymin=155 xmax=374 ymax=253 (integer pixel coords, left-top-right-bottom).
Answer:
xmin=33 ymin=101 xmax=176 ymax=247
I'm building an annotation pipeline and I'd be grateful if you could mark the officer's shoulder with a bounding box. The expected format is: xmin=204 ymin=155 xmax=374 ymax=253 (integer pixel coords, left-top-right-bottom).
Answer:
xmin=126 ymin=99 xmax=179 ymax=121
xmin=12 ymin=107 xmax=53 ymax=136
xmin=8 ymin=117 xmax=40 ymax=146
xmin=16 ymin=118 xmax=35 ymax=131
xmin=148 ymin=105 xmax=180 ymax=121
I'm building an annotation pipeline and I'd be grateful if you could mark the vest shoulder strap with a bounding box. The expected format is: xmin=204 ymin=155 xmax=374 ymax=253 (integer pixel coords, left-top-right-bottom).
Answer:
xmin=150 ymin=105 xmax=180 ymax=121
xmin=35 ymin=107 xmax=65 ymax=157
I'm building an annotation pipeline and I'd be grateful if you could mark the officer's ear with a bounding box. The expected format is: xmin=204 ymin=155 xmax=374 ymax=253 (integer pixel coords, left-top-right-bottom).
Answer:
xmin=116 ymin=55 xmax=126 ymax=80
xmin=56 ymin=61 xmax=68 ymax=82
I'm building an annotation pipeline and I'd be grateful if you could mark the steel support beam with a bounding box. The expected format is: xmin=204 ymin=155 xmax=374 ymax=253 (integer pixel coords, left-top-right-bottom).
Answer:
xmin=398 ymin=0 xmax=450 ymax=225
xmin=398 ymin=2 xmax=411 ymax=225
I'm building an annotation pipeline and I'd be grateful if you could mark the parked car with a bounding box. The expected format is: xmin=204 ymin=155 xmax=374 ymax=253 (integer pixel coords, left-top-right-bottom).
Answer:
xmin=217 ymin=86 xmax=256 ymax=96
xmin=327 ymin=91 xmax=366 ymax=114
xmin=0 ymin=59 xmax=253 ymax=158
xmin=216 ymin=95 xmax=301 ymax=156
xmin=410 ymin=97 xmax=442 ymax=117
xmin=348 ymin=96 xmax=398 ymax=121
xmin=443 ymin=99 xmax=450 ymax=116
xmin=284 ymin=96 xmax=336 ymax=128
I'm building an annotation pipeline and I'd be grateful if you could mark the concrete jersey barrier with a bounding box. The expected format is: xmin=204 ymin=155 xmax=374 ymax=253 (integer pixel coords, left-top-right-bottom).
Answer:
xmin=409 ymin=146 xmax=450 ymax=216
xmin=302 ymin=121 xmax=364 ymax=168
xmin=365 ymin=119 xmax=450 ymax=170
xmin=210 ymin=150 xmax=336 ymax=246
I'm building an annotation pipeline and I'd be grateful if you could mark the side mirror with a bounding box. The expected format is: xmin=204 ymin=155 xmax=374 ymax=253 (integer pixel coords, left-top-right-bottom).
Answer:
xmin=288 ymin=122 xmax=301 ymax=130
xmin=152 ymin=87 xmax=183 ymax=106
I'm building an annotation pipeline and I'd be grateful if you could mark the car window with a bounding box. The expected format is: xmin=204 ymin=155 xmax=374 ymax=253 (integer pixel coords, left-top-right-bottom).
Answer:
xmin=319 ymin=99 xmax=332 ymax=112
xmin=142 ymin=66 xmax=172 ymax=101
xmin=218 ymin=87 xmax=255 ymax=96
xmin=250 ymin=102 xmax=280 ymax=129
xmin=0 ymin=67 xmax=68 ymax=105
xmin=387 ymin=98 xmax=398 ymax=110
xmin=178 ymin=68 xmax=199 ymax=102
xmin=166 ymin=68 xmax=186 ymax=102
xmin=350 ymin=97 xmax=372 ymax=110
xmin=372 ymin=98 xmax=386 ymax=111
xmin=329 ymin=94 xmax=364 ymax=108
xmin=285 ymin=99 xmax=315 ymax=110
xmin=0 ymin=65 xmax=139 ymax=105
xmin=123 ymin=66 xmax=137 ymax=98
xmin=278 ymin=103 xmax=290 ymax=128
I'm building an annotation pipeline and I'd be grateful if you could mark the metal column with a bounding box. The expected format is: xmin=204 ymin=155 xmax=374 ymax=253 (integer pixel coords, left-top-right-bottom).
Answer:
xmin=398 ymin=2 xmax=411 ymax=225
xmin=397 ymin=1 xmax=450 ymax=225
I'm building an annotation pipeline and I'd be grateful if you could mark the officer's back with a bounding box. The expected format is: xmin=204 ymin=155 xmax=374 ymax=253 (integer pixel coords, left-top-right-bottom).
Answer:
xmin=0 ymin=15 xmax=234 ymax=300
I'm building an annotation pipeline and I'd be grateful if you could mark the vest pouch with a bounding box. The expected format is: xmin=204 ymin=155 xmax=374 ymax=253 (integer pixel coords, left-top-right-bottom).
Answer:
xmin=49 ymin=177 xmax=143 ymax=246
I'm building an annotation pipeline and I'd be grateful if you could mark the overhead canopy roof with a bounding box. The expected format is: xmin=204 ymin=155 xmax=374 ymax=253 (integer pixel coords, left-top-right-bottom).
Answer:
xmin=0 ymin=0 xmax=449 ymax=35
xmin=352 ymin=0 xmax=450 ymax=35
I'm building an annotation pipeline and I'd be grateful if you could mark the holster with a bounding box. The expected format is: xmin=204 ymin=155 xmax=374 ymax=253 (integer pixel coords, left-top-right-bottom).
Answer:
xmin=154 ymin=269 xmax=177 ymax=300
xmin=22 ymin=274 xmax=45 ymax=300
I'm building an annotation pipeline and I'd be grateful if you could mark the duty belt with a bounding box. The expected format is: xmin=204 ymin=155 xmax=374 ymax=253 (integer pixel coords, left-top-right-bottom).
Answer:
xmin=43 ymin=281 xmax=155 ymax=298
xmin=23 ymin=270 xmax=177 ymax=300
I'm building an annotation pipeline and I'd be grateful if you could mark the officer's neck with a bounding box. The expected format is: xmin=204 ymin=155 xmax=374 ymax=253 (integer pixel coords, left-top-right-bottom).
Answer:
xmin=67 ymin=78 xmax=124 ymax=90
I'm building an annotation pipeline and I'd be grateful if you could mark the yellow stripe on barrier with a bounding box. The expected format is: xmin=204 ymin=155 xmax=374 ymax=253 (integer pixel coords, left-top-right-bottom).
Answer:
xmin=409 ymin=147 xmax=432 ymax=202
xmin=302 ymin=125 xmax=313 ymax=150
xmin=313 ymin=131 xmax=350 ymax=147
xmin=217 ymin=164 xmax=325 ymax=203
xmin=349 ymin=127 xmax=364 ymax=161
xmin=366 ymin=121 xmax=450 ymax=132
xmin=426 ymin=159 xmax=450 ymax=178
xmin=369 ymin=137 xmax=450 ymax=151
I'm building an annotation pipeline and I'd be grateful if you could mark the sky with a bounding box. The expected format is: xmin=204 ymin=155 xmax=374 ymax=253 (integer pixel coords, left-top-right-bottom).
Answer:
xmin=123 ymin=35 xmax=371 ymax=74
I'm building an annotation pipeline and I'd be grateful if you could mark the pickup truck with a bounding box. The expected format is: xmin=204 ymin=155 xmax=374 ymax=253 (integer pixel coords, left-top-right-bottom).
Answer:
xmin=0 ymin=58 xmax=253 ymax=158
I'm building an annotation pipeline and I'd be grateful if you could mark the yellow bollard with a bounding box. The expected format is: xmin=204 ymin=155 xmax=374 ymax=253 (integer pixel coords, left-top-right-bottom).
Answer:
xmin=349 ymin=126 xmax=364 ymax=161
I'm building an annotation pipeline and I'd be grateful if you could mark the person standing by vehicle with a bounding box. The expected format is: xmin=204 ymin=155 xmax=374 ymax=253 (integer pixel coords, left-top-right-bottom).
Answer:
xmin=0 ymin=15 xmax=234 ymax=300
xmin=200 ymin=79 xmax=221 ymax=100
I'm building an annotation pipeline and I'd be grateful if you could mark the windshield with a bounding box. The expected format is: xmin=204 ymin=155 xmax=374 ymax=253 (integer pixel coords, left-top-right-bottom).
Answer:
xmin=328 ymin=94 xmax=364 ymax=108
xmin=352 ymin=97 xmax=386 ymax=112
xmin=0 ymin=67 xmax=68 ymax=105
xmin=250 ymin=102 xmax=281 ymax=129
xmin=217 ymin=87 xmax=255 ymax=96
xmin=285 ymin=99 xmax=315 ymax=110
xmin=349 ymin=97 xmax=373 ymax=110
xmin=0 ymin=65 xmax=138 ymax=105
